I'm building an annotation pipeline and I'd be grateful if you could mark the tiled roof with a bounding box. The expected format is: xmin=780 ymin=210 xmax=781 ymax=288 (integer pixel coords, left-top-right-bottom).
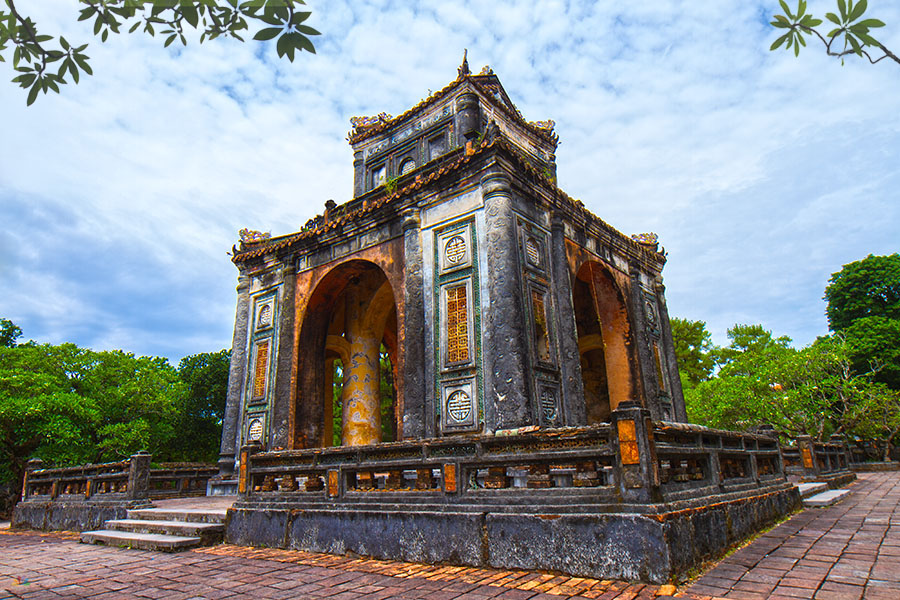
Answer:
xmin=232 ymin=132 xmax=661 ymax=265
xmin=346 ymin=73 xmax=558 ymax=146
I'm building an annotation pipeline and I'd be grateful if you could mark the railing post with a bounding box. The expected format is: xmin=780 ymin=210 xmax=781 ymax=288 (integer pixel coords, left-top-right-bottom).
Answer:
xmin=830 ymin=434 xmax=851 ymax=469
xmin=127 ymin=451 xmax=152 ymax=500
xmin=238 ymin=442 xmax=262 ymax=495
xmin=797 ymin=436 xmax=819 ymax=479
xmin=22 ymin=458 xmax=43 ymax=500
xmin=610 ymin=401 xmax=660 ymax=503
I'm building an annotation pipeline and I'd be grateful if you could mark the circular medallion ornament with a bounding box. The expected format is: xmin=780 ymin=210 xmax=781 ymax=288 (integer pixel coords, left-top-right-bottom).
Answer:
xmin=446 ymin=390 xmax=472 ymax=423
xmin=400 ymin=158 xmax=416 ymax=176
xmin=444 ymin=235 xmax=467 ymax=264
xmin=248 ymin=419 xmax=264 ymax=442
xmin=257 ymin=304 xmax=272 ymax=328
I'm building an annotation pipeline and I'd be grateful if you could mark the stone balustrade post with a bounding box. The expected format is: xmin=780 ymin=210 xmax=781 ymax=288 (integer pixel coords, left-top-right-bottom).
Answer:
xmin=797 ymin=436 xmax=819 ymax=478
xmin=127 ymin=451 xmax=152 ymax=500
xmin=21 ymin=458 xmax=43 ymax=500
xmin=238 ymin=442 xmax=262 ymax=495
xmin=830 ymin=434 xmax=851 ymax=470
xmin=610 ymin=401 xmax=660 ymax=503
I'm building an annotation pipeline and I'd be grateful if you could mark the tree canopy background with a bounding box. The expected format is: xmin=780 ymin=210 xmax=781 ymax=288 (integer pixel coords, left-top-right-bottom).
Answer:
xmin=0 ymin=321 xmax=229 ymax=515
xmin=672 ymin=254 xmax=900 ymax=459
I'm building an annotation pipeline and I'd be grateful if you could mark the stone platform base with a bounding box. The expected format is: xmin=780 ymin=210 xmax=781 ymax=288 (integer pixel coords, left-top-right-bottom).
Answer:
xmin=226 ymin=484 xmax=801 ymax=583
xmin=13 ymin=498 xmax=152 ymax=532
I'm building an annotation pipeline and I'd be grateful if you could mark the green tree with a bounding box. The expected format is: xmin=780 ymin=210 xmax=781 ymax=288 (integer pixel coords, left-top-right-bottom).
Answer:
xmin=0 ymin=318 xmax=21 ymax=347
xmin=0 ymin=337 xmax=184 ymax=499
xmin=771 ymin=0 xmax=899 ymax=65
xmin=843 ymin=316 xmax=900 ymax=391
xmin=170 ymin=349 xmax=230 ymax=462
xmin=1 ymin=0 xmax=319 ymax=105
xmin=825 ymin=253 xmax=900 ymax=331
xmin=669 ymin=318 xmax=718 ymax=389
xmin=686 ymin=325 xmax=895 ymax=443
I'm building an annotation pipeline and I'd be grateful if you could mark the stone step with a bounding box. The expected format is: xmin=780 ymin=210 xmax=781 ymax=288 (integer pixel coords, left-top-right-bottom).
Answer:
xmin=80 ymin=529 xmax=201 ymax=551
xmin=105 ymin=519 xmax=224 ymax=542
xmin=803 ymin=489 xmax=851 ymax=508
xmin=797 ymin=482 xmax=829 ymax=499
xmin=126 ymin=507 xmax=227 ymax=524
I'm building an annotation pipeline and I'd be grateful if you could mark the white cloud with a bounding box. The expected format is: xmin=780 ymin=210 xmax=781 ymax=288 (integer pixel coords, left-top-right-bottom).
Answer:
xmin=1 ymin=0 xmax=898 ymax=360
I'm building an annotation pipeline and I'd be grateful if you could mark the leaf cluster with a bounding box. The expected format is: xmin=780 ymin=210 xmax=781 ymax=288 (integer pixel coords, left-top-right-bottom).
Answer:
xmin=0 ymin=0 xmax=319 ymax=105
xmin=770 ymin=0 xmax=896 ymax=65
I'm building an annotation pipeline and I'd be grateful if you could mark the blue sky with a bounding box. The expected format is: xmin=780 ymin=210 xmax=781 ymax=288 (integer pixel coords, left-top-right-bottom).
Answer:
xmin=1 ymin=1 xmax=898 ymax=362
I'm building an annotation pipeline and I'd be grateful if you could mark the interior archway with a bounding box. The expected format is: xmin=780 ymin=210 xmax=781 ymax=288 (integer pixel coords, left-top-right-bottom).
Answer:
xmin=573 ymin=262 xmax=635 ymax=423
xmin=295 ymin=260 xmax=398 ymax=448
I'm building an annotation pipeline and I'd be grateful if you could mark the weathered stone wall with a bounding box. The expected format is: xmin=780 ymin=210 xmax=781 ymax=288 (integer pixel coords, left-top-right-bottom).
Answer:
xmin=226 ymin=484 xmax=801 ymax=583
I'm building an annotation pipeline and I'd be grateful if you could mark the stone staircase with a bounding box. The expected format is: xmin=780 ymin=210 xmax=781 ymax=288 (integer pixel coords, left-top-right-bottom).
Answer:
xmin=81 ymin=506 xmax=227 ymax=551
xmin=797 ymin=481 xmax=852 ymax=508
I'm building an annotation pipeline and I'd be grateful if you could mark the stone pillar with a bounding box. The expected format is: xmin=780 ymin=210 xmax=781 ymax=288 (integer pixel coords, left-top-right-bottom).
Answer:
xmin=550 ymin=213 xmax=586 ymax=426
xmin=830 ymin=434 xmax=852 ymax=470
xmin=237 ymin=442 xmax=262 ymax=495
xmin=353 ymin=149 xmax=365 ymax=198
xmin=797 ymin=436 xmax=819 ymax=478
xmin=270 ymin=267 xmax=295 ymax=450
xmin=456 ymin=92 xmax=480 ymax=144
xmin=21 ymin=458 xmax=43 ymax=500
xmin=655 ymin=280 xmax=687 ymax=422
xmin=342 ymin=335 xmax=382 ymax=446
xmin=401 ymin=211 xmax=426 ymax=439
xmin=218 ymin=274 xmax=251 ymax=476
xmin=627 ymin=268 xmax=655 ymax=417
xmin=340 ymin=281 xmax=382 ymax=446
xmin=610 ymin=401 xmax=660 ymax=503
xmin=127 ymin=451 xmax=151 ymax=500
xmin=481 ymin=169 xmax=532 ymax=430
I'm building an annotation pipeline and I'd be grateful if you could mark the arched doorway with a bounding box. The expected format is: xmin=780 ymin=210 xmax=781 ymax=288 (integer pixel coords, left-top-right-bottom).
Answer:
xmin=295 ymin=260 xmax=398 ymax=448
xmin=572 ymin=262 xmax=635 ymax=423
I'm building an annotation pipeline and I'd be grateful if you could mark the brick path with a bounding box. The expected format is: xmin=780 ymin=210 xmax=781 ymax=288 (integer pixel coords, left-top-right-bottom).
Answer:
xmin=683 ymin=471 xmax=900 ymax=600
xmin=0 ymin=472 xmax=895 ymax=600
xmin=0 ymin=531 xmax=671 ymax=599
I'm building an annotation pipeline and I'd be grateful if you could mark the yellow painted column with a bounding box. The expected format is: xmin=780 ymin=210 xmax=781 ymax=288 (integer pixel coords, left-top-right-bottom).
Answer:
xmin=341 ymin=336 xmax=381 ymax=446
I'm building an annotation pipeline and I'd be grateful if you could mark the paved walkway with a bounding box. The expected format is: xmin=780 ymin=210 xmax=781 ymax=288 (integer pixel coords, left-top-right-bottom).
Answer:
xmin=0 ymin=472 xmax=895 ymax=600
xmin=683 ymin=471 xmax=900 ymax=600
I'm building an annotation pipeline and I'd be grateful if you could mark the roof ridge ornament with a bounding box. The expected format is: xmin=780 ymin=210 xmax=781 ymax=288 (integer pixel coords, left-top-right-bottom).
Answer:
xmin=458 ymin=49 xmax=470 ymax=77
xmin=529 ymin=119 xmax=555 ymax=131
xmin=239 ymin=228 xmax=271 ymax=244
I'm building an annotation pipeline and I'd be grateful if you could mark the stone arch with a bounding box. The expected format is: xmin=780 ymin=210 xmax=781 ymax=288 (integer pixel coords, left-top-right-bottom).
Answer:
xmin=572 ymin=261 xmax=636 ymax=423
xmin=294 ymin=260 xmax=398 ymax=448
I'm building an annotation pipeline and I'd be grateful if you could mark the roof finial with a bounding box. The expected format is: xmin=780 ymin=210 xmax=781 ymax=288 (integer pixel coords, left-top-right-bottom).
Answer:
xmin=458 ymin=49 xmax=470 ymax=77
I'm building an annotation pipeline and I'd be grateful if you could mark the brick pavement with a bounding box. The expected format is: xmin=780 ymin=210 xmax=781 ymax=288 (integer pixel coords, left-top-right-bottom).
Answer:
xmin=0 ymin=529 xmax=671 ymax=599
xmin=683 ymin=471 xmax=900 ymax=600
xmin=0 ymin=472 xmax=895 ymax=600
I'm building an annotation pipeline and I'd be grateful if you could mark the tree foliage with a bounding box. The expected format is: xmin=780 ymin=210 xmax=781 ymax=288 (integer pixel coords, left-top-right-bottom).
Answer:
xmin=0 ymin=0 xmax=319 ymax=105
xmin=825 ymin=253 xmax=900 ymax=331
xmin=685 ymin=326 xmax=898 ymax=446
xmin=0 ymin=320 xmax=230 ymax=512
xmin=0 ymin=319 xmax=21 ymax=348
xmin=825 ymin=253 xmax=900 ymax=393
xmin=170 ymin=349 xmax=231 ymax=462
xmin=770 ymin=0 xmax=899 ymax=65
xmin=669 ymin=318 xmax=718 ymax=389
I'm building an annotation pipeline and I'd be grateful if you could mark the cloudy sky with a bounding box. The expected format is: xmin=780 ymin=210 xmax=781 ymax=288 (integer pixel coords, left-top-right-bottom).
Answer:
xmin=1 ymin=1 xmax=898 ymax=363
